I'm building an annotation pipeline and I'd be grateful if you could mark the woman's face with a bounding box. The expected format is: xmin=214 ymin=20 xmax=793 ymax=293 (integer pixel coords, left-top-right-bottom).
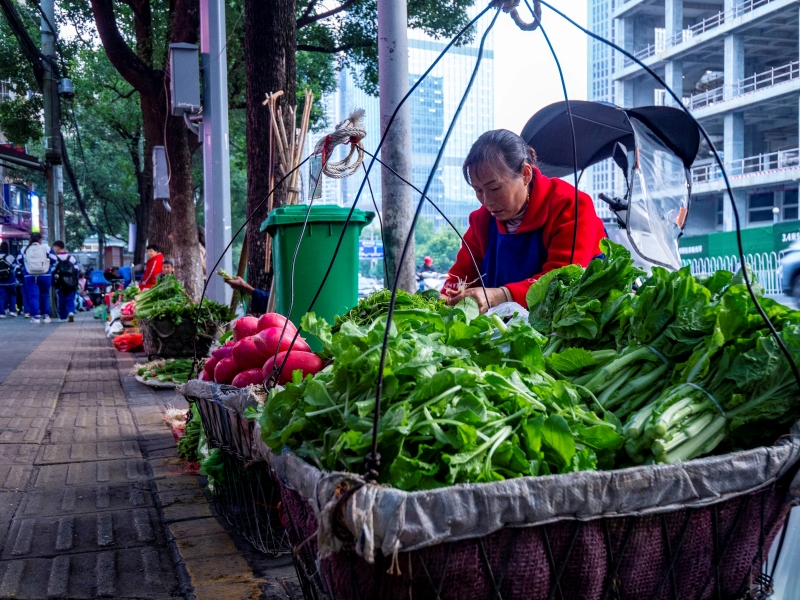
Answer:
xmin=469 ymin=162 xmax=533 ymax=222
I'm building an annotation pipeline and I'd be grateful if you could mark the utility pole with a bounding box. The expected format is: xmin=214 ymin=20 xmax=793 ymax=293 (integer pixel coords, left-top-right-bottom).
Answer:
xmin=378 ymin=0 xmax=416 ymax=292
xmin=40 ymin=0 xmax=62 ymax=243
xmin=199 ymin=0 xmax=233 ymax=304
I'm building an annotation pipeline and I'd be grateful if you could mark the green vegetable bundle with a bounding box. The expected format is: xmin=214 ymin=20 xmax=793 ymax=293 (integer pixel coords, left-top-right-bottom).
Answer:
xmin=136 ymin=359 xmax=194 ymax=384
xmin=134 ymin=275 xmax=232 ymax=328
xmin=123 ymin=286 xmax=140 ymax=302
xmin=261 ymin=302 xmax=623 ymax=490
xmin=178 ymin=408 xmax=203 ymax=462
xmin=332 ymin=289 xmax=442 ymax=333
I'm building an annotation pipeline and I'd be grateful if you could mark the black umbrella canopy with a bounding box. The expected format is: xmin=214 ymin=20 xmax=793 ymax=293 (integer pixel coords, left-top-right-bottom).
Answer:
xmin=520 ymin=101 xmax=700 ymax=177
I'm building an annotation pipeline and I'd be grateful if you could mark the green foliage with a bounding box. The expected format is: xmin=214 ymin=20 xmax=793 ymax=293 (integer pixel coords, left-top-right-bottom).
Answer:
xmin=414 ymin=219 xmax=462 ymax=273
xmin=300 ymin=0 xmax=477 ymax=96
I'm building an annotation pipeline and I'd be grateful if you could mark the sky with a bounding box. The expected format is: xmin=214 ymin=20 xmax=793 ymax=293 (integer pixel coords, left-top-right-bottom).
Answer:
xmin=492 ymin=2 xmax=588 ymax=135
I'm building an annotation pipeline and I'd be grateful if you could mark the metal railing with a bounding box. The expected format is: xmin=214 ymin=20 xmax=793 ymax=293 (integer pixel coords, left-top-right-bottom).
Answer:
xmin=684 ymin=61 xmax=800 ymax=111
xmin=684 ymin=86 xmax=724 ymax=110
xmin=691 ymin=148 xmax=800 ymax=183
xmin=684 ymin=251 xmax=783 ymax=295
xmin=734 ymin=61 xmax=800 ymax=96
xmin=668 ymin=0 xmax=775 ymax=46
xmin=623 ymin=43 xmax=657 ymax=67
xmin=622 ymin=0 xmax=779 ymax=70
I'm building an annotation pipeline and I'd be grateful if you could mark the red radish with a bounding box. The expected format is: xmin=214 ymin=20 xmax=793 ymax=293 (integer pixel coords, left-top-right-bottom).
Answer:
xmin=233 ymin=316 xmax=259 ymax=342
xmin=214 ymin=357 xmax=239 ymax=385
xmin=231 ymin=368 xmax=264 ymax=388
xmin=211 ymin=343 xmax=235 ymax=361
xmin=257 ymin=313 xmax=297 ymax=333
xmin=261 ymin=350 xmax=323 ymax=385
xmin=199 ymin=370 xmax=211 ymax=381
xmin=254 ymin=327 xmax=310 ymax=358
xmin=203 ymin=356 xmax=219 ymax=377
xmin=232 ymin=337 xmax=265 ymax=370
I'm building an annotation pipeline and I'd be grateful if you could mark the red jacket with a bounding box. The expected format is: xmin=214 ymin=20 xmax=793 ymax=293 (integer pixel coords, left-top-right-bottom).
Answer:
xmin=442 ymin=169 xmax=606 ymax=306
xmin=140 ymin=253 xmax=163 ymax=289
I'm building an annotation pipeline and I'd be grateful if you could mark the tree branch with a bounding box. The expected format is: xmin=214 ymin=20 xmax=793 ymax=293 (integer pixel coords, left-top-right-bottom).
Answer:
xmin=89 ymin=0 xmax=160 ymax=95
xmin=101 ymin=82 xmax=137 ymax=101
xmin=298 ymin=0 xmax=321 ymax=22
xmin=296 ymin=0 xmax=356 ymax=28
xmin=297 ymin=41 xmax=372 ymax=53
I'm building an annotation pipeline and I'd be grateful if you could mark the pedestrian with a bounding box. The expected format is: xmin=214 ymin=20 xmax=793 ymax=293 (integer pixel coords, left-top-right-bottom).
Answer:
xmin=18 ymin=232 xmax=57 ymax=324
xmin=223 ymin=276 xmax=269 ymax=314
xmin=0 ymin=242 xmax=17 ymax=318
xmin=140 ymin=244 xmax=163 ymax=289
xmin=156 ymin=259 xmax=174 ymax=283
xmin=52 ymin=241 xmax=81 ymax=323
xmin=15 ymin=263 xmax=29 ymax=318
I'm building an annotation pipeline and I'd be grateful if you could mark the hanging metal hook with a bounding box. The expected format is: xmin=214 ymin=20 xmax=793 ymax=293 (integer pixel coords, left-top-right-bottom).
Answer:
xmin=490 ymin=0 xmax=541 ymax=31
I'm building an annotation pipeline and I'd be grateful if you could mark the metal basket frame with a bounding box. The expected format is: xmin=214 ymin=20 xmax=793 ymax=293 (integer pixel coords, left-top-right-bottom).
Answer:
xmin=189 ymin=394 xmax=291 ymax=556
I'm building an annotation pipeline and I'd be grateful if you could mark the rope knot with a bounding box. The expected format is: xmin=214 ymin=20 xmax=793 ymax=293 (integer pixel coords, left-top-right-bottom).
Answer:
xmin=489 ymin=0 xmax=542 ymax=31
xmin=314 ymin=108 xmax=367 ymax=179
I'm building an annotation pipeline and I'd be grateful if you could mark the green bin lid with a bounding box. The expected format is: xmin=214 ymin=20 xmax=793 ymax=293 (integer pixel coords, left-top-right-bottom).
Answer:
xmin=261 ymin=204 xmax=374 ymax=233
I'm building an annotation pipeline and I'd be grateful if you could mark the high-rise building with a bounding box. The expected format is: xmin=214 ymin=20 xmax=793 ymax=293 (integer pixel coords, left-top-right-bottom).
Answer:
xmin=308 ymin=7 xmax=495 ymax=233
xmin=591 ymin=0 xmax=800 ymax=244
xmin=585 ymin=0 xmax=618 ymax=223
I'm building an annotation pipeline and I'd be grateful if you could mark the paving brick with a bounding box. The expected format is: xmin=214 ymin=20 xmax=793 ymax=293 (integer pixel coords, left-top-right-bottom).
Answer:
xmin=3 ymin=507 xmax=164 ymax=559
xmin=150 ymin=456 xmax=192 ymax=479
xmin=50 ymin=406 xmax=134 ymax=430
xmin=0 ymin=444 xmax=38 ymax=464
xmin=0 ymin=492 xmax=22 ymax=552
xmin=192 ymin=581 xmax=264 ymax=600
xmin=18 ymin=483 xmax=152 ymax=517
xmin=0 ymin=547 xmax=178 ymax=599
xmin=48 ymin=423 xmax=139 ymax=443
xmin=33 ymin=458 xmax=148 ymax=488
xmin=182 ymin=554 xmax=257 ymax=588
xmin=161 ymin=487 xmax=215 ymax=522
xmin=35 ymin=440 xmax=141 ymax=464
xmin=0 ymin=464 xmax=34 ymax=492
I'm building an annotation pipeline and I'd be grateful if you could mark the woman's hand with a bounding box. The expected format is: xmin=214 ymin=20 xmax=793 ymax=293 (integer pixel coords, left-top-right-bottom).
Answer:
xmin=223 ymin=276 xmax=254 ymax=295
xmin=442 ymin=286 xmax=507 ymax=314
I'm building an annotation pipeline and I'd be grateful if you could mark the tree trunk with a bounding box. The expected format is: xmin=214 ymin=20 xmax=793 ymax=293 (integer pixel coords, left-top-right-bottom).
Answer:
xmin=140 ymin=92 xmax=173 ymax=258
xmin=243 ymin=0 xmax=296 ymax=294
xmin=164 ymin=109 xmax=202 ymax=300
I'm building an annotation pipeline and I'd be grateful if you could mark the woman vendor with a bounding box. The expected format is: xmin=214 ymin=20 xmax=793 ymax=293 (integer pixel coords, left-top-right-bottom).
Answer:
xmin=442 ymin=129 xmax=606 ymax=312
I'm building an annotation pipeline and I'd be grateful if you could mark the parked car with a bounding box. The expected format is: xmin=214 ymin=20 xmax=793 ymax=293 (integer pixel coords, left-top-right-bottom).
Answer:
xmin=780 ymin=240 xmax=800 ymax=306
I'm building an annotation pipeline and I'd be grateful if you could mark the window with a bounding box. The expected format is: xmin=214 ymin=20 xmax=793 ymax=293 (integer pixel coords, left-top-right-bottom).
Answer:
xmin=716 ymin=198 xmax=724 ymax=227
xmin=784 ymin=190 xmax=798 ymax=221
xmin=748 ymin=192 xmax=775 ymax=223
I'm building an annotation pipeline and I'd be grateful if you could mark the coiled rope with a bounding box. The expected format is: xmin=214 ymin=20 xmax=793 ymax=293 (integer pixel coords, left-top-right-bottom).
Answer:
xmin=490 ymin=0 xmax=541 ymax=31
xmin=313 ymin=108 xmax=367 ymax=179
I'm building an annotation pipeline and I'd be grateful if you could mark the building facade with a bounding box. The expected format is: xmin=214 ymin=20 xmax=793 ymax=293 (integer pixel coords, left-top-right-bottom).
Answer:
xmin=602 ymin=0 xmax=800 ymax=261
xmin=586 ymin=0 xmax=619 ymax=223
xmin=307 ymin=8 xmax=495 ymax=233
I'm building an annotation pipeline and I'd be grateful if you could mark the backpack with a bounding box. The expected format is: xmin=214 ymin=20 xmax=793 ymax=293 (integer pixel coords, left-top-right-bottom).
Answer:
xmin=0 ymin=255 xmax=11 ymax=282
xmin=53 ymin=258 xmax=78 ymax=292
xmin=25 ymin=244 xmax=50 ymax=276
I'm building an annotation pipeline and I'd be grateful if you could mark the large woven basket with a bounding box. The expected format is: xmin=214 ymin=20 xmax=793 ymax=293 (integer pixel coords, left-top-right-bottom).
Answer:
xmin=279 ymin=477 xmax=795 ymax=600
xmin=139 ymin=317 xmax=215 ymax=358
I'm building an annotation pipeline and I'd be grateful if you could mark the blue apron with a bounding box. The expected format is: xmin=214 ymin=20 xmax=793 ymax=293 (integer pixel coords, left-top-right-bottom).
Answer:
xmin=481 ymin=218 xmax=547 ymax=288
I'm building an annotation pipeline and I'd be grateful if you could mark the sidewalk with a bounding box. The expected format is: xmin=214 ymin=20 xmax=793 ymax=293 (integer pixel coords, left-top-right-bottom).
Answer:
xmin=0 ymin=314 xmax=298 ymax=599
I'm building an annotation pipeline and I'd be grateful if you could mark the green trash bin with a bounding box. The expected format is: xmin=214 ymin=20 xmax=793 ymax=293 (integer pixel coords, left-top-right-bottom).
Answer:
xmin=262 ymin=205 xmax=374 ymax=349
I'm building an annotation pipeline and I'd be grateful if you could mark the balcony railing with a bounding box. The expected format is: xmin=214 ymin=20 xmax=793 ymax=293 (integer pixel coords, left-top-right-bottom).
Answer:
xmin=682 ymin=60 xmax=800 ymax=111
xmin=623 ymin=0 xmax=778 ymax=71
xmin=684 ymin=86 xmax=724 ymax=110
xmin=623 ymin=43 xmax=657 ymax=67
xmin=691 ymin=148 xmax=800 ymax=183
xmin=734 ymin=61 xmax=800 ymax=95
